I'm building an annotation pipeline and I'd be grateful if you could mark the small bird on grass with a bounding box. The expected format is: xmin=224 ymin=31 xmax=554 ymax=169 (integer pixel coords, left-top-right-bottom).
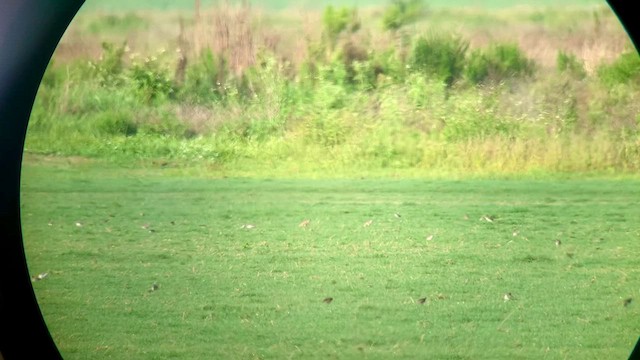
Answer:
xmin=624 ymin=298 xmax=633 ymax=307
xmin=323 ymin=297 xmax=333 ymax=304
xmin=363 ymin=220 xmax=373 ymax=227
xmin=394 ymin=213 xmax=402 ymax=218
xmin=31 ymin=272 xmax=49 ymax=282
xmin=503 ymin=292 xmax=514 ymax=302
xmin=299 ymin=219 xmax=310 ymax=228
xmin=417 ymin=297 xmax=427 ymax=304
xmin=149 ymin=282 xmax=159 ymax=292
xmin=480 ymin=215 xmax=494 ymax=223
xmin=555 ymin=239 xmax=562 ymax=247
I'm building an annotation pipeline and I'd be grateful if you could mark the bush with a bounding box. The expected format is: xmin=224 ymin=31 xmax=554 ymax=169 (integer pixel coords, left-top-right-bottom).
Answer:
xmin=338 ymin=40 xmax=370 ymax=86
xmin=597 ymin=51 xmax=640 ymax=87
xmin=466 ymin=43 xmax=534 ymax=85
xmin=557 ymin=50 xmax=586 ymax=79
xmin=410 ymin=34 xmax=468 ymax=88
xmin=441 ymin=91 xmax=519 ymax=141
xmin=90 ymin=42 xmax=128 ymax=87
xmin=138 ymin=110 xmax=194 ymax=138
xmin=382 ymin=0 xmax=428 ymax=32
xmin=94 ymin=111 xmax=138 ymax=136
xmin=180 ymin=49 xmax=229 ymax=104
xmin=322 ymin=6 xmax=360 ymax=51
xmin=130 ymin=56 xmax=175 ymax=103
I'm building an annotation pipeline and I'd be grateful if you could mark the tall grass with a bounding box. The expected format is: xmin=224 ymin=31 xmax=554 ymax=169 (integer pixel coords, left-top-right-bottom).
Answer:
xmin=25 ymin=1 xmax=640 ymax=177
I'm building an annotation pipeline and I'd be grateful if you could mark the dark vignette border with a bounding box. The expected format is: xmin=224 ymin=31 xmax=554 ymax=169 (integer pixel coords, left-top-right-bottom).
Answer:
xmin=0 ymin=1 xmax=636 ymax=359
xmin=0 ymin=1 xmax=85 ymax=359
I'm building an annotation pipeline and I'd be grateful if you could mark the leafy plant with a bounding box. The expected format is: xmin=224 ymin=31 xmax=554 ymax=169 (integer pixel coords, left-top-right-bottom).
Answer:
xmin=90 ymin=42 xmax=128 ymax=87
xmin=597 ymin=51 xmax=640 ymax=87
xmin=94 ymin=111 xmax=138 ymax=137
xmin=382 ymin=0 xmax=427 ymax=32
xmin=410 ymin=33 xmax=468 ymax=88
xmin=130 ymin=56 xmax=175 ymax=103
xmin=322 ymin=6 xmax=360 ymax=52
xmin=465 ymin=43 xmax=534 ymax=85
xmin=557 ymin=50 xmax=586 ymax=79
xmin=180 ymin=49 xmax=230 ymax=104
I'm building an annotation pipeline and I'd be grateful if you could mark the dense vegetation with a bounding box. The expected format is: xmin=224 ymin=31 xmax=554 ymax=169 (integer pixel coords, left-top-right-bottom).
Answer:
xmin=26 ymin=1 xmax=640 ymax=177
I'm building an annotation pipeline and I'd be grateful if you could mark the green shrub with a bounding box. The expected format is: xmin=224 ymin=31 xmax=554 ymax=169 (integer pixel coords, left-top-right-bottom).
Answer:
xmin=410 ymin=34 xmax=468 ymax=88
xmin=94 ymin=112 xmax=138 ymax=136
xmin=597 ymin=51 xmax=640 ymax=87
xmin=180 ymin=49 xmax=229 ymax=104
xmin=382 ymin=0 xmax=428 ymax=32
xmin=90 ymin=42 xmax=128 ymax=87
xmin=322 ymin=6 xmax=360 ymax=51
xmin=352 ymin=60 xmax=378 ymax=90
xmin=556 ymin=50 xmax=586 ymax=79
xmin=369 ymin=49 xmax=406 ymax=84
xmin=466 ymin=43 xmax=534 ymax=85
xmin=406 ymin=73 xmax=447 ymax=109
xmin=306 ymin=112 xmax=350 ymax=147
xmin=138 ymin=110 xmax=194 ymax=138
xmin=130 ymin=56 xmax=175 ymax=103
xmin=437 ymin=89 xmax=520 ymax=141
xmin=337 ymin=40 xmax=370 ymax=86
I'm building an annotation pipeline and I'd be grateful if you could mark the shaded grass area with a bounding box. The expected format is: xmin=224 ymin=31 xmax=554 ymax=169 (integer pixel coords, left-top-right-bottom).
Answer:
xmin=21 ymin=160 xmax=640 ymax=359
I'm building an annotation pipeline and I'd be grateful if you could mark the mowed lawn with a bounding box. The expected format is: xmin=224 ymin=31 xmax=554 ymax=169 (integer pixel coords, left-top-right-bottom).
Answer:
xmin=20 ymin=160 xmax=640 ymax=359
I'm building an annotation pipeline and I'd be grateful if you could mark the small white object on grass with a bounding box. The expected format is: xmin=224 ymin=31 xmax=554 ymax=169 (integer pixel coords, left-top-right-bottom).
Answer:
xmin=299 ymin=219 xmax=310 ymax=228
xmin=31 ymin=272 xmax=49 ymax=282
xmin=503 ymin=292 xmax=513 ymax=302
xmin=363 ymin=220 xmax=373 ymax=227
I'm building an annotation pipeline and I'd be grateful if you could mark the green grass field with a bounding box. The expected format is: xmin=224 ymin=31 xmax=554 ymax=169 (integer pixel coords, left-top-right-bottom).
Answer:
xmin=21 ymin=157 xmax=640 ymax=359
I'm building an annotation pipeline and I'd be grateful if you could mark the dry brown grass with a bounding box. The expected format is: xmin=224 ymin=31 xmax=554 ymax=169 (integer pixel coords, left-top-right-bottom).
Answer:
xmin=54 ymin=3 xmax=632 ymax=76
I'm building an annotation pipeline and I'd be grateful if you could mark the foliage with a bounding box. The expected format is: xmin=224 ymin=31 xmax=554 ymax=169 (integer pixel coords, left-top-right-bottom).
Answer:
xmin=556 ymin=50 xmax=586 ymax=79
xmin=90 ymin=42 xmax=128 ymax=87
xmin=26 ymin=1 xmax=640 ymax=177
xmin=94 ymin=111 xmax=138 ymax=136
xmin=180 ymin=49 xmax=229 ymax=104
xmin=382 ymin=0 xmax=428 ymax=31
xmin=465 ymin=43 xmax=534 ymax=85
xmin=130 ymin=56 xmax=175 ymax=103
xmin=321 ymin=6 xmax=360 ymax=51
xmin=597 ymin=51 xmax=640 ymax=87
xmin=410 ymin=34 xmax=468 ymax=87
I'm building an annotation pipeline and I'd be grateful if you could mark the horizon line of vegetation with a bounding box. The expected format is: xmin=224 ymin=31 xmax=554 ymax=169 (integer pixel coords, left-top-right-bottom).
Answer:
xmin=26 ymin=0 xmax=640 ymax=177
